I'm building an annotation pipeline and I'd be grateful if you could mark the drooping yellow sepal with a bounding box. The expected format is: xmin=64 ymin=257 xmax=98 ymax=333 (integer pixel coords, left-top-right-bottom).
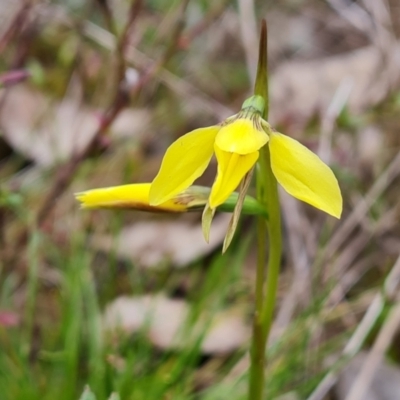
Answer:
xmin=209 ymin=145 xmax=259 ymax=209
xmin=75 ymin=183 xmax=268 ymax=217
xmin=149 ymin=126 xmax=219 ymax=206
xmin=75 ymin=183 xmax=192 ymax=212
xmin=215 ymin=118 xmax=268 ymax=155
xmin=269 ymin=132 xmax=342 ymax=218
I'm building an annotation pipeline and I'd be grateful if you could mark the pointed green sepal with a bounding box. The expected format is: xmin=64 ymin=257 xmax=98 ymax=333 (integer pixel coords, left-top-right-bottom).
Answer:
xmin=222 ymin=170 xmax=254 ymax=252
xmin=253 ymin=20 xmax=268 ymax=118
xmin=202 ymin=203 xmax=215 ymax=243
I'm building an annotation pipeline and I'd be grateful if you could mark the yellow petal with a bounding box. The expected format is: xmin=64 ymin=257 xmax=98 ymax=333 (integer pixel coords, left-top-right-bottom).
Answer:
xmin=149 ymin=126 xmax=219 ymax=205
xmin=209 ymin=146 xmax=258 ymax=208
xmin=215 ymin=118 xmax=269 ymax=155
xmin=75 ymin=184 xmax=188 ymax=212
xmin=269 ymin=132 xmax=342 ymax=218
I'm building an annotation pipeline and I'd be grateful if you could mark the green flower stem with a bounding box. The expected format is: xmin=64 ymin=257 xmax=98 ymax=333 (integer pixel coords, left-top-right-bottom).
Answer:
xmin=260 ymin=147 xmax=282 ymax=341
xmin=248 ymin=18 xmax=269 ymax=400
xmin=248 ymin=19 xmax=282 ymax=400
xmin=249 ymin=144 xmax=282 ymax=400
xmin=248 ymin=146 xmax=269 ymax=400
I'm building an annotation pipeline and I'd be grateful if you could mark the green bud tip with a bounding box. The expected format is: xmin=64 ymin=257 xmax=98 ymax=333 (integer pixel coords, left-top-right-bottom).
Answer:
xmin=241 ymin=95 xmax=265 ymax=115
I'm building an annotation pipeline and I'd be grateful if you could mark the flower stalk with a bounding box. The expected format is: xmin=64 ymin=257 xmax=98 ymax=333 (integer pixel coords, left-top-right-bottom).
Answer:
xmin=249 ymin=145 xmax=282 ymax=400
xmin=248 ymin=20 xmax=282 ymax=400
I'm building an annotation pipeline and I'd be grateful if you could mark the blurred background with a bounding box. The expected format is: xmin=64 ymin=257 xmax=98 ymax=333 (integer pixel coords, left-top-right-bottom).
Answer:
xmin=1 ymin=0 xmax=400 ymax=399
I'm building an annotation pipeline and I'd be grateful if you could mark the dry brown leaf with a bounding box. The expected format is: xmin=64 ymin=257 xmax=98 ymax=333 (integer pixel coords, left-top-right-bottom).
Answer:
xmin=356 ymin=125 xmax=384 ymax=176
xmin=91 ymin=214 xmax=231 ymax=268
xmin=0 ymin=85 xmax=151 ymax=166
xmin=103 ymin=294 xmax=249 ymax=354
xmin=201 ymin=308 xmax=250 ymax=355
xmin=267 ymin=11 xmax=318 ymax=62
xmin=335 ymin=352 xmax=400 ymax=400
xmin=270 ymin=44 xmax=400 ymax=129
xmin=103 ymin=295 xmax=188 ymax=350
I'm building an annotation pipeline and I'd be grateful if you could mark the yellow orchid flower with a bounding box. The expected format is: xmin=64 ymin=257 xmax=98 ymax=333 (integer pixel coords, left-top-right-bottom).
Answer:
xmin=149 ymin=95 xmax=342 ymax=222
xmin=149 ymin=96 xmax=269 ymax=211
xmin=75 ymin=183 xmax=268 ymax=217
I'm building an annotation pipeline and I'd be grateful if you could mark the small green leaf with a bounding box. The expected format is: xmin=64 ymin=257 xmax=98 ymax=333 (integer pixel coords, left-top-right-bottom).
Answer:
xmin=254 ymin=20 xmax=268 ymax=118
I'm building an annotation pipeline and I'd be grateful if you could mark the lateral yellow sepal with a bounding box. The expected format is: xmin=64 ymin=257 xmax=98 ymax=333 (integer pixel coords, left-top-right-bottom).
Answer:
xmin=269 ymin=132 xmax=342 ymax=218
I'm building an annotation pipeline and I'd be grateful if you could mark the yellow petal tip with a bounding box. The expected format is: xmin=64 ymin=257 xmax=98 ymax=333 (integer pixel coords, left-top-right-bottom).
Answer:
xmin=74 ymin=192 xmax=90 ymax=208
xmin=269 ymin=132 xmax=343 ymax=219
